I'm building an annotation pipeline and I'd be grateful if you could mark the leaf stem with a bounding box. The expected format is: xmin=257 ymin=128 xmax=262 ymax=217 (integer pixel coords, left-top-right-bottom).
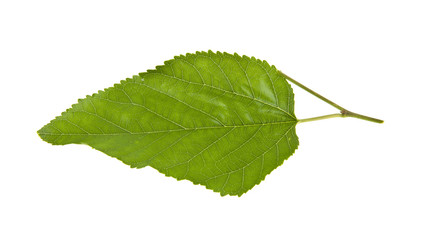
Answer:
xmin=298 ymin=114 xmax=343 ymax=123
xmin=278 ymin=71 xmax=384 ymax=124
xmin=342 ymin=110 xmax=384 ymax=123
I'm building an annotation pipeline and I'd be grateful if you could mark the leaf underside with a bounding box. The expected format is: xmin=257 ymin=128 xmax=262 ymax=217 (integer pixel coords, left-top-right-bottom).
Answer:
xmin=38 ymin=51 xmax=299 ymax=196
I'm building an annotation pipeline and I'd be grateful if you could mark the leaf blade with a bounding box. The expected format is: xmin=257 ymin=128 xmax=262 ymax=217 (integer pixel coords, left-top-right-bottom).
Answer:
xmin=38 ymin=51 xmax=299 ymax=196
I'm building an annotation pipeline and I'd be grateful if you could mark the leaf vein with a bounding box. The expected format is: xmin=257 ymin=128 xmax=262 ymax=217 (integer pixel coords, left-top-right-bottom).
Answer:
xmin=134 ymin=82 xmax=226 ymax=126
xmin=151 ymin=72 xmax=296 ymax=119
xmin=203 ymin=124 xmax=295 ymax=192
xmin=95 ymin=96 xmax=186 ymax=129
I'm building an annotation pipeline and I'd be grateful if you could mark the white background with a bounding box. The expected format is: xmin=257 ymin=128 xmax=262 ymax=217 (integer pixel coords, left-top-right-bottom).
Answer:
xmin=1 ymin=0 xmax=422 ymax=239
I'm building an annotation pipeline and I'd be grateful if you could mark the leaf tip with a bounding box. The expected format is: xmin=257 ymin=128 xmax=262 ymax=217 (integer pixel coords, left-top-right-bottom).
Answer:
xmin=37 ymin=123 xmax=61 ymax=145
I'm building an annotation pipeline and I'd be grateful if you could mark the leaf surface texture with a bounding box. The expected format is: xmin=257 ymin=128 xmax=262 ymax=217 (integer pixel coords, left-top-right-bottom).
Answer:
xmin=38 ymin=51 xmax=299 ymax=196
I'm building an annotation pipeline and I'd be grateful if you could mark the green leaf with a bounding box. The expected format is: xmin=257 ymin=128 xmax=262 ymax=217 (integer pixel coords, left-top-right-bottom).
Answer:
xmin=38 ymin=51 xmax=299 ymax=196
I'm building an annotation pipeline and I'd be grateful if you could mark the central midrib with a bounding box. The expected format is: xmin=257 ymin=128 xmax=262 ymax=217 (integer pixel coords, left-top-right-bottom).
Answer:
xmin=39 ymin=120 xmax=298 ymax=136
